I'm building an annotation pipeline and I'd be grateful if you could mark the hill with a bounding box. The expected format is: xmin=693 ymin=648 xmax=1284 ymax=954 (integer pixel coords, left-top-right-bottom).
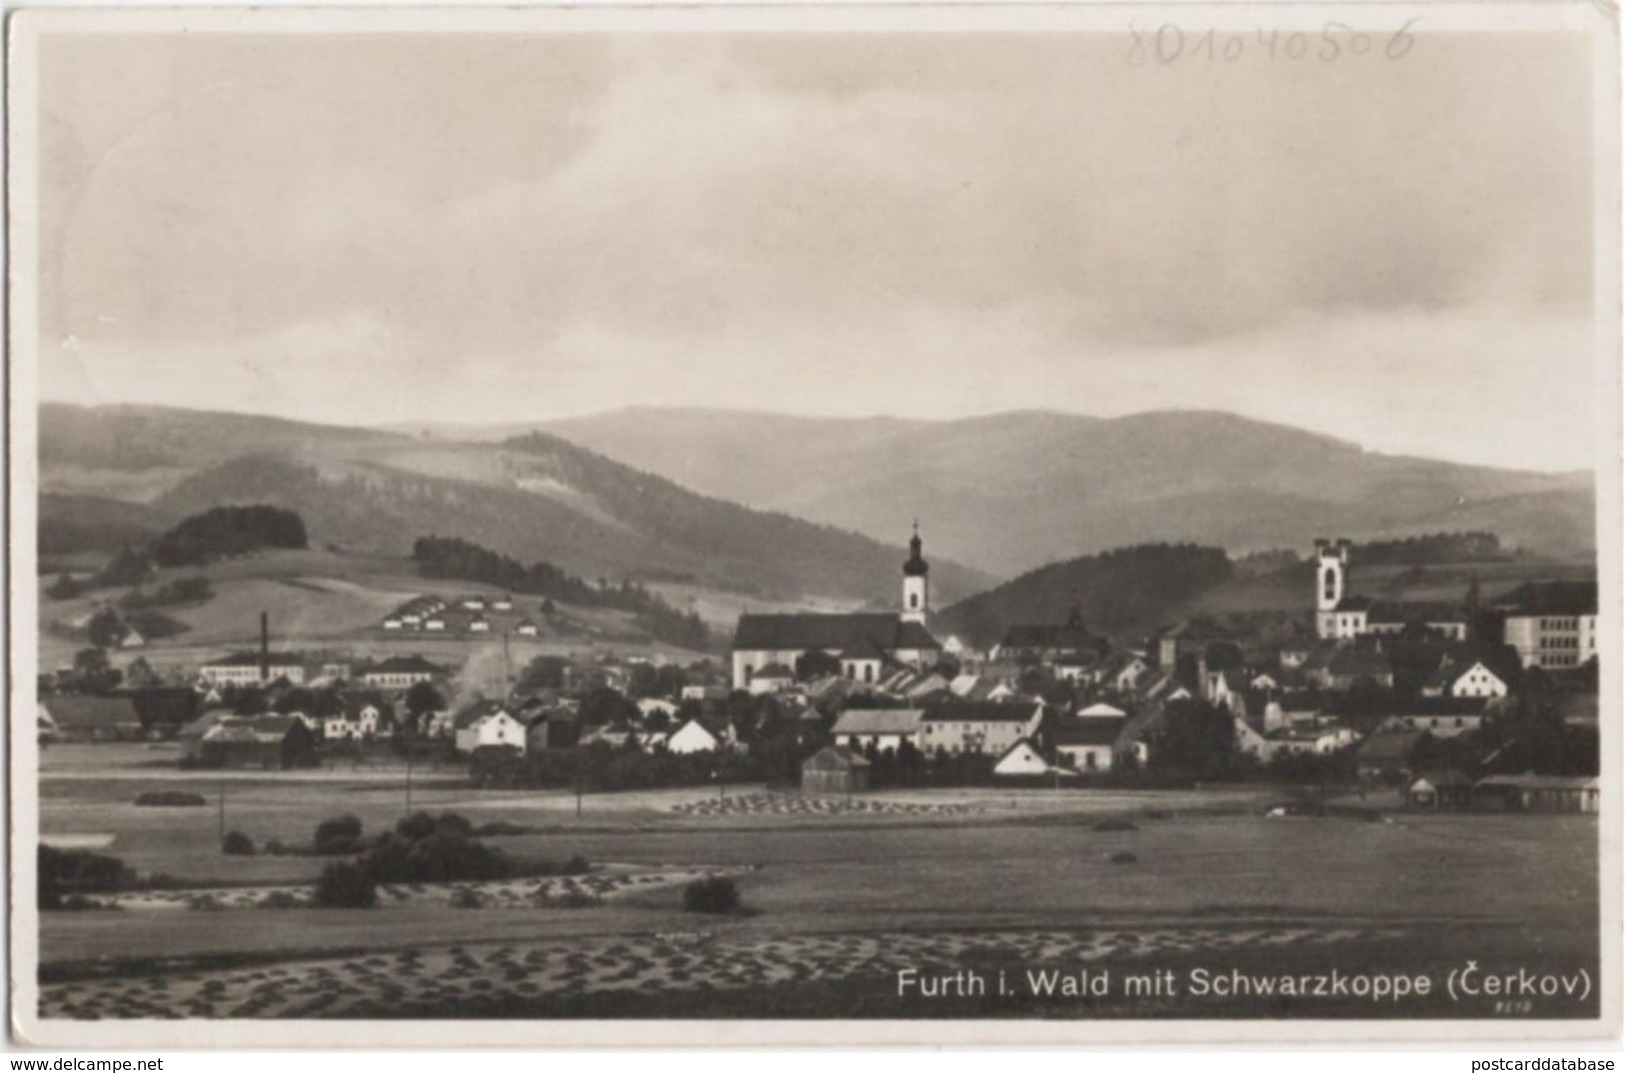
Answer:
xmin=38 ymin=404 xmax=992 ymax=606
xmin=538 ymin=407 xmax=1595 ymax=575
xmin=934 ymin=544 xmax=1237 ymax=649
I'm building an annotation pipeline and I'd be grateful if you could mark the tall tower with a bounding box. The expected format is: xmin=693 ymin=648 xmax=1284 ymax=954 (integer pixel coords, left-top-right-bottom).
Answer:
xmin=902 ymin=521 xmax=930 ymax=625
xmin=1314 ymin=538 xmax=1349 ymax=639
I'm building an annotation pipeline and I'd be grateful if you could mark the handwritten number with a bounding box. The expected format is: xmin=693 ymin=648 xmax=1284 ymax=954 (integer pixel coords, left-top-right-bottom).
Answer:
xmin=1386 ymin=17 xmax=1419 ymax=60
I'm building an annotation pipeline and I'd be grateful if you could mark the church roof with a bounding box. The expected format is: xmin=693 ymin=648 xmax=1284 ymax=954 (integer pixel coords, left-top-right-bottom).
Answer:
xmin=732 ymin=613 xmax=940 ymax=654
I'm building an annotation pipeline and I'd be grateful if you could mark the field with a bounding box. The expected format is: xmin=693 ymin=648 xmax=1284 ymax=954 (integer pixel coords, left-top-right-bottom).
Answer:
xmin=34 ymin=746 xmax=1602 ymax=1021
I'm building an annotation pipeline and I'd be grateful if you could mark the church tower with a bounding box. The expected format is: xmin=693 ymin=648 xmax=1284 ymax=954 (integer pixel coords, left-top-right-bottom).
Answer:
xmin=1314 ymin=538 xmax=1349 ymax=638
xmin=902 ymin=521 xmax=930 ymax=625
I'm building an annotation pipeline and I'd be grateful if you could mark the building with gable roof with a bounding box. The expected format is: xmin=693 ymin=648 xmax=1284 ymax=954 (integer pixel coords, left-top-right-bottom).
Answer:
xmin=730 ymin=527 xmax=942 ymax=689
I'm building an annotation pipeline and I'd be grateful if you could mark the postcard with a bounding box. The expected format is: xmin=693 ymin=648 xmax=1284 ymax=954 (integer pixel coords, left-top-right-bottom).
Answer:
xmin=6 ymin=1 xmax=1619 ymax=1047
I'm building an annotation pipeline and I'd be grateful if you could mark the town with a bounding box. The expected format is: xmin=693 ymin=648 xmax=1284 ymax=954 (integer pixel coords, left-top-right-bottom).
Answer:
xmin=39 ymin=528 xmax=1600 ymax=814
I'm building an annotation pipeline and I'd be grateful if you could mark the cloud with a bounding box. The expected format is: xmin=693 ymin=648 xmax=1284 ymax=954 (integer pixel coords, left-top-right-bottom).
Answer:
xmin=34 ymin=30 xmax=1599 ymax=471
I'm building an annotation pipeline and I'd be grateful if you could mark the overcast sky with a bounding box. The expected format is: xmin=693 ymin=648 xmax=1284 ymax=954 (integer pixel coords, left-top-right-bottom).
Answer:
xmin=36 ymin=30 xmax=1597 ymax=471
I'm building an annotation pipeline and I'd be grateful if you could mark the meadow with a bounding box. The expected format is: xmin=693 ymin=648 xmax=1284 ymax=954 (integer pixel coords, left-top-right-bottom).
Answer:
xmin=34 ymin=745 xmax=1600 ymax=1020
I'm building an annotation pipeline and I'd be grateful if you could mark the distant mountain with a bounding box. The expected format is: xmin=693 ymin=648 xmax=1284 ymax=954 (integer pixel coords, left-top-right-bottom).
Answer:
xmin=538 ymin=407 xmax=1595 ymax=574
xmin=37 ymin=404 xmax=992 ymax=605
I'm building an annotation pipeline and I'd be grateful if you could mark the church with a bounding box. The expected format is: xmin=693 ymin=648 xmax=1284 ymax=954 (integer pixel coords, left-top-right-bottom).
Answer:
xmin=730 ymin=525 xmax=942 ymax=689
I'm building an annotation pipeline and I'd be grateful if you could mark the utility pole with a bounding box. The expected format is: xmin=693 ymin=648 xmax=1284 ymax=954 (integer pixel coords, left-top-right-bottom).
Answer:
xmin=217 ymin=778 xmax=226 ymax=847
xmin=405 ymin=752 xmax=414 ymax=815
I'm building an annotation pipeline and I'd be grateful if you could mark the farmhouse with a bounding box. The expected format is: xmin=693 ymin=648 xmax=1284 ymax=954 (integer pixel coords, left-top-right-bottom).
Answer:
xmin=453 ymin=700 xmax=527 ymax=754
xmin=800 ymin=745 xmax=871 ymax=795
xmin=1051 ymin=717 xmax=1126 ymax=772
xmin=195 ymin=715 xmax=317 ymax=770
xmin=992 ymin=739 xmax=1053 ymax=777
xmin=361 ymin=655 xmax=445 ymax=690
xmin=730 ymin=528 xmax=941 ymax=689
xmin=918 ymin=700 xmax=1043 ymax=757
xmin=39 ymin=695 xmax=144 ymax=742
xmin=831 ymin=708 xmax=925 ymax=753
xmin=667 ymin=719 xmax=732 ymax=754
xmin=1422 ymin=659 xmax=1508 ymax=699
xmin=1408 ymin=769 xmax=1474 ymax=810
xmin=1378 ymin=697 xmax=1487 ymax=739
xmin=1356 ymin=729 xmax=1428 ymax=786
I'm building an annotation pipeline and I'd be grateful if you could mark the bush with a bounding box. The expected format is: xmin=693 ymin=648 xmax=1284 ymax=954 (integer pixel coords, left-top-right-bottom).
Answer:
xmin=395 ymin=811 xmax=439 ymax=842
xmin=39 ymin=846 xmax=134 ymax=909
xmin=313 ymin=860 xmax=377 ymax=908
xmin=221 ymin=830 xmax=256 ymax=856
xmin=682 ymin=876 xmax=740 ymax=915
xmin=134 ymin=791 xmax=207 ymax=808
xmin=449 ymin=887 xmax=484 ymax=910
xmin=1108 ymin=851 xmax=1139 ymax=865
xmin=562 ymin=854 xmax=591 ymax=876
xmin=314 ymin=814 xmax=364 ymax=854
xmin=434 ymin=812 xmax=474 ymax=839
xmin=1093 ymin=819 xmax=1139 ymax=833
xmin=263 ymin=838 xmax=288 ymax=856
xmin=258 ymin=890 xmax=302 ymax=910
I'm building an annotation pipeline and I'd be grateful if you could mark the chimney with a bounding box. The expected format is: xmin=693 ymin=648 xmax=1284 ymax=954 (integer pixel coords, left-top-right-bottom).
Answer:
xmin=259 ymin=612 xmax=270 ymax=683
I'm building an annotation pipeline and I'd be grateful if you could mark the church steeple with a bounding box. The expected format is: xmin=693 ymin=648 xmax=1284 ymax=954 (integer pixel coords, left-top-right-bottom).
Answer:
xmin=902 ymin=520 xmax=929 ymax=624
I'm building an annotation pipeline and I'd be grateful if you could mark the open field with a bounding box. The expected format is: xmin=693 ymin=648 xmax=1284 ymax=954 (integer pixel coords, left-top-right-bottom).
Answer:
xmin=34 ymin=747 xmax=1600 ymax=1020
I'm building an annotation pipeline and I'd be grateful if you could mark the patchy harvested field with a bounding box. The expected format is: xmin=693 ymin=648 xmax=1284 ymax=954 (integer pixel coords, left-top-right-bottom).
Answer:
xmin=34 ymin=751 xmax=1600 ymax=1021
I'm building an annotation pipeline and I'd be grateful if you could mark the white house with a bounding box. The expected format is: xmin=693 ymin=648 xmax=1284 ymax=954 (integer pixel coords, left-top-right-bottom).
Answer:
xmin=666 ymin=719 xmax=723 ymax=755
xmin=469 ymin=616 xmax=492 ymax=634
xmin=1423 ymin=660 xmax=1509 ymax=699
xmin=993 ymin=739 xmax=1054 ymax=777
xmin=515 ymin=620 xmax=540 ymax=637
xmin=831 ymin=708 xmax=925 ymax=753
xmin=453 ymin=701 xmax=527 ymax=754
xmin=361 ymin=655 xmax=444 ymax=690
xmin=198 ymin=651 xmax=307 ymax=686
xmin=918 ymin=701 xmax=1043 ymax=757
xmin=747 ymin=663 xmax=797 ymax=696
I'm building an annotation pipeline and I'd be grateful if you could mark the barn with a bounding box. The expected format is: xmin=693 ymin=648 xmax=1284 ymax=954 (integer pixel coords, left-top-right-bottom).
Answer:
xmin=801 ymin=745 xmax=871 ymax=795
xmin=1408 ymin=769 xmax=1474 ymax=810
xmin=39 ymin=696 xmax=144 ymax=742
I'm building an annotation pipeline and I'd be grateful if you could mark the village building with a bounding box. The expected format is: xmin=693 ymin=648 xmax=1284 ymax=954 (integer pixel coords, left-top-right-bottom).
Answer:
xmin=1051 ymin=717 xmax=1127 ymax=772
xmin=39 ymin=695 xmax=144 ymax=742
xmin=1356 ymin=729 xmax=1429 ymax=786
xmin=1474 ymin=773 xmax=1599 ymax=813
xmin=1377 ymin=696 xmax=1487 ymax=739
xmin=525 ymin=708 xmax=580 ymax=751
xmin=918 ymin=700 xmax=1043 ymax=756
xmin=994 ymin=606 xmax=1110 ymax=666
xmin=198 ymin=650 xmax=308 ymax=686
xmin=453 ymin=700 xmax=528 ymax=754
xmin=1422 ymin=659 xmax=1509 ymax=699
xmin=515 ymin=619 xmax=540 ymax=637
xmin=993 ymin=739 xmax=1054 ymax=777
xmin=747 ymin=662 xmax=797 ymax=696
xmin=1408 ymin=769 xmax=1475 ymax=810
xmin=831 ymin=708 xmax=925 ymax=753
xmin=1494 ymin=581 xmax=1599 ymax=670
xmin=801 ymin=745 xmax=871 ymax=795
xmin=360 ymin=655 xmax=445 ymax=690
xmin=193 ymin=715 xmax=317 ymax=770
xmin=667 ymin=718 xmax=731 ymax=754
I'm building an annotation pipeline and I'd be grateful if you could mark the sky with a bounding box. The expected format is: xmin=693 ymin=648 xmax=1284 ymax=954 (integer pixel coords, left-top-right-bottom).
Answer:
xmin=34 ymin=28 xmax=1599 ymax=472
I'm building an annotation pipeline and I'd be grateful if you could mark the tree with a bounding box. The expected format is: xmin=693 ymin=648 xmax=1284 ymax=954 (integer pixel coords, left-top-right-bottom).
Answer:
xmin=46 ymin=573 xmax=84 ymax=601
xmin=796 ymin=650 xmax=841 ymax=681
xmin=86 ymin=607 xmax=126 ymax=650
xmin=404 ymin=681 xmax=446 ymax=734
xmin=1150 ymin=699 xmax=1237 ymax=779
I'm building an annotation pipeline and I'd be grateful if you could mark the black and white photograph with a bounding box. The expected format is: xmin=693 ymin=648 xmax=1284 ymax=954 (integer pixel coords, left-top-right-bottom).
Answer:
xmin=6 ymin=2 xmax=1620 ymax=1047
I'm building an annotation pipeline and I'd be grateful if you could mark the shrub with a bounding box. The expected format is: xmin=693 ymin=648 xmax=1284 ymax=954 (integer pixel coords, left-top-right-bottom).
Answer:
xmin=39 ymin=845 xmax=134 ymax=909
xmin=60 ymin=894 xmax=108 ymax=912
xmin=314 ymin=814 xmax=364 ymax=854
xmin=258 ymin=890 xmax=302 ymax=910
xmin=263 ymin=839 xmax=288 ymax=856
xmin=434 ymin=812 xmax=474 ymax=839
xmin=134 ymin=790 xmax=207 ymax=808
xmin=314 ymin=860 xmax=377 ymax=908
xmin=562 ymin=854 xmax=591 ymax=876
xmin=1108 ymin=851 xmax=1139 ymax=865
xmin=682 ymin=876 xmax=740 ymax=915
xmin=449 ymin=887 xmax=484 ymax=910
xmin=395 ymin=811 xmax=439 ymax=842
xmin=221 ymin=830 xmax=256 ymax=856
xmin=1093 ymin=819 xmax=1139 ymax=833
xmin=187 ymin=893 xmax=224 ymax=911
xmin=552 ymin=890 xmax=602 ymax=909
